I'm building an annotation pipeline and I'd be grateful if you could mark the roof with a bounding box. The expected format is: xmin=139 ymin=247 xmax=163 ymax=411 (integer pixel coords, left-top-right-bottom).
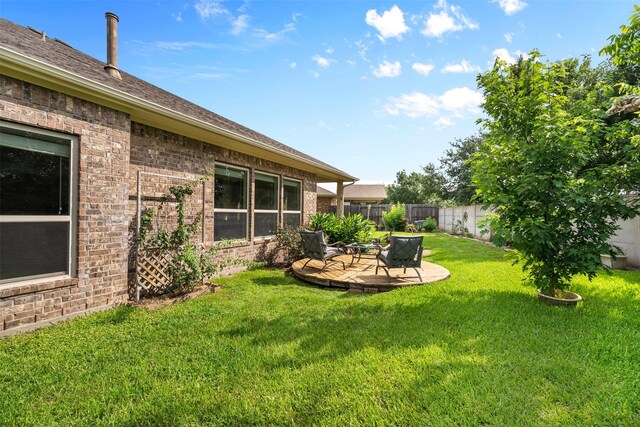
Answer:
xmin=316 ymin=186 xmax=336 ymax=197
xmin=0 ymin=17 xmax=357 ymax=183
xmin=343 ymin=184 xmax=387 ymax=201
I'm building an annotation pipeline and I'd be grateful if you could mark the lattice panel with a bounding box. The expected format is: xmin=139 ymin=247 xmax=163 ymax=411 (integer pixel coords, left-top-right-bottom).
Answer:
xmin=135 ymin=247 xmax=175 ymax=300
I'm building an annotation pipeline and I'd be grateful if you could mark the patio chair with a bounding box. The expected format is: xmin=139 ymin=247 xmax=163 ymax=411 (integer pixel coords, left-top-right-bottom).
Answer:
xmin=376 ymin=235 xmax=424 ymax=281
xmin=300 ymin=230 xmax=346 ymax=272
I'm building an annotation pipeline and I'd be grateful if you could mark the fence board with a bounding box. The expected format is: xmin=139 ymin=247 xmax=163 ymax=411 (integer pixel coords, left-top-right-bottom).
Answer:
xmin=330 ymin=204 xmax=439 ymax=228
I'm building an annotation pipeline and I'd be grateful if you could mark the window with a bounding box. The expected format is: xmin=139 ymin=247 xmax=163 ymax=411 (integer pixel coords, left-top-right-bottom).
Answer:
xmin=283 ymin=178 xmax=302 ymax=227
xmin=0 ymin=123 xmax=76 ymax=283
xmin=214 ymin=164 xmax=248 ymax=241
xmin=254 ymin=172 xmax=279 ymax=237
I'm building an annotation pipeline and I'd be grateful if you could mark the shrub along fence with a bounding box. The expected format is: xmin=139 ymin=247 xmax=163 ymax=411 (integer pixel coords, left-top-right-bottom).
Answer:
xmin=439 ymin=204 xmax=640 ymax=267
xmin=330 ymin=204 xmax=439 ymax=228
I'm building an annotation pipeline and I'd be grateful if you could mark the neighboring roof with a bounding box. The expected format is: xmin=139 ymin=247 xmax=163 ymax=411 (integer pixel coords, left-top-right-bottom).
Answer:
xmin=343 ymin=184 xmax=387 ymax=201
xmin=607 ymin=95 xmax=640 ymax=115
xmin=316 ymin=186 xmax=336 ymax=197
xmin=0 ymin=17 xmax=357 ymax=183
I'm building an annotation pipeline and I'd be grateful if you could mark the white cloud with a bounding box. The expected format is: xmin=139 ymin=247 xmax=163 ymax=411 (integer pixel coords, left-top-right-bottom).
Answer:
xmin=231 ymin=14 xmax=250 ymax=35
xmin=355 ymin=40 xmax=371 ymax=62
xmin=556 ymin=33 xmax=562 ymax=39
xmin=438 ymin=87 xmax=484 ymax=113
xmin=309 ymin=70 xmax=320 ymax=78
xmin=253 ymin=22 xmax=296 ymax=41
xmin=504 ymin=32 xmax=513 ymax=43
xmin=372 ymin=60 xmax=402 ymax=78
xmin=421 ymin=0 xmax=478 ymax=38
xmin=325 ymin=47 xmax=334 ymax=54
xmin=494 ymin=0 xmax=528 ymax=16
xmin=288 ymin=61 xmax=297 ymax=69
xmin=412 ymin=62 xmax=435 ymax=76
xmin=152 ymin=41 xmax=219 ymax=51
xmin=385 ymin=92 xmax=439 ymax=117
xmin=312 ymin=55 xmax=333 ymax=68
xmin=195 ymin=0 xmax=228 ymax=19
xmin=192 ymin=72 xmax=225 ymax=79
xmin=173 ymin=12 xmax=183 ymax=22
xmin=434 ymin=117 xmax=453 ymax=128
xmin=441 ymin=59 xmax=481 ymax=73
xmin=384 ymin=86 xmax=483 ymax=126
xmin=365 ymin=5 xmax=410 ymax=40
xmin=492 ymin=48 xmax=517 ymax=64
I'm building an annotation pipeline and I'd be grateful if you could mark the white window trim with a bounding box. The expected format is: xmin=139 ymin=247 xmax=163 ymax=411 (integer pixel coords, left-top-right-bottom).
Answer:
xmin=283 ymin=177 xmax=302 ymax=226
xmin=254 ymin=171 xmax=280 ymax=238
xmin=0 ymin=121 xmax=78 ymax=285
xmin=213 ymin=162 xmax=249 ymax=242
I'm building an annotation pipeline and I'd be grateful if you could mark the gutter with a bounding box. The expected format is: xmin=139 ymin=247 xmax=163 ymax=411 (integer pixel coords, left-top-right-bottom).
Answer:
xmin=0 ymin=46 xmax=358 ymax=182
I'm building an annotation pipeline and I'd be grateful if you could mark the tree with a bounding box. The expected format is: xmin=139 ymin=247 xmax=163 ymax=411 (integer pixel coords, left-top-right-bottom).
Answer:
xmin=439 ymin=134 xmax=482 ymax=204
xmin=385 ymin=165 xmax=445 ymax=204
xmin=600 ymin=5 xmax=640 ymax=68
xmin=473 ymin=48 xmax=639 ymax=297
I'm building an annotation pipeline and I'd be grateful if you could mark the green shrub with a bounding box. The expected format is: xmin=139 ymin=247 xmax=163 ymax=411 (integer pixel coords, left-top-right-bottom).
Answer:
xmin=271 ymin=225 xmax=304 ymax=266
xmin=382 ymin=203 xmax=407 ymax=231
xmin=307 ymin=212 xmax=339 ymax=237
xmin=423 ymin=217 xmax=437 ymax=232
xmin=307 ymin=212 xmax=375 ymax=244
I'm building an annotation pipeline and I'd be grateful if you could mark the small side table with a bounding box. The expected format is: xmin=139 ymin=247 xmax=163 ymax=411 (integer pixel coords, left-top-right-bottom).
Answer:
xmin=345 ymin=243 xmax=379 ymax=266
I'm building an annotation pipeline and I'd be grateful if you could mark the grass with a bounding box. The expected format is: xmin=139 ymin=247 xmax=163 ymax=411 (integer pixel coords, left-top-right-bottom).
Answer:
xmin=1 ymin=232 xmax=639 ymax=426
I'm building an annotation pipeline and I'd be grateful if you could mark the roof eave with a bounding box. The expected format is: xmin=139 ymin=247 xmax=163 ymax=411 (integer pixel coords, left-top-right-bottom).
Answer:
xmin=0 ymin=46 xmax=357 ymax=183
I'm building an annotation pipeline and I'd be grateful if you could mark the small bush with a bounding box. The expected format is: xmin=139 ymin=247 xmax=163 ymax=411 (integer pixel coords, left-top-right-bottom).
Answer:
xmin=269 ymin=225 xmax=304 ymax=266
xmin=382 ymin=203 xmax=407 ymax=231
xmin=423 ymin=217 xmax=437 ymax=232
xmin=307 ymin=212 xmax=375 ymax=244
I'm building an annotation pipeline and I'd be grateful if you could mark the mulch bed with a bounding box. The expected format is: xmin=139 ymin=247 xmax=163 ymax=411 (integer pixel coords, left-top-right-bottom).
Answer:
xmin=131 ymin=283 xmax=222 ymax=311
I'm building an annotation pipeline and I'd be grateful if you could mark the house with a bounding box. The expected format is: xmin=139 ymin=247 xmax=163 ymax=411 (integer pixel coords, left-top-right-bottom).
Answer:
xmin=0 ymin=13 xmax=356 ymax=335
xmin=316 ymin=184 xmax=387 ymax=213
xmin=316 ymin=186 xmax=337 ymax=213
xmin=343 ymin=184 xmax=387 ymax=204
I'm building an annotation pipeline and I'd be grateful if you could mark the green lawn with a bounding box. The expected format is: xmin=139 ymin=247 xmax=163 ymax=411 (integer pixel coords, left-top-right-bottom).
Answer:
xmin=1 ymin=233 xmax=639 ymax=426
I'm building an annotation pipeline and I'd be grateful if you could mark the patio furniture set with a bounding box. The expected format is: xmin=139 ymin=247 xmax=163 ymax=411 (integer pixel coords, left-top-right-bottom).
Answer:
xmin=299 ymin=230 xmax=424 ymax=281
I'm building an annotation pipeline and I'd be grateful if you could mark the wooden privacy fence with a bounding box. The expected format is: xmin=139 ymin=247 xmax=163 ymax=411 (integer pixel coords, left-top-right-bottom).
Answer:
xmin=330 ymin=204 xmax=439 ymax=227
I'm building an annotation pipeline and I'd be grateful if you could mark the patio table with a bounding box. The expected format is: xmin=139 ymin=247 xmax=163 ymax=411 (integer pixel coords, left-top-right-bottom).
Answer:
xmin=345 ymin=242 xmax=380 ymax=267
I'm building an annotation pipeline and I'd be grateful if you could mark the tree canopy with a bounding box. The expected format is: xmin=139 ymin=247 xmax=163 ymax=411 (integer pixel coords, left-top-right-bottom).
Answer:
xmin=473 ymin=23 xmax=639 ymax=296
xmin=385 ymin=134 xmax=482 ymax=205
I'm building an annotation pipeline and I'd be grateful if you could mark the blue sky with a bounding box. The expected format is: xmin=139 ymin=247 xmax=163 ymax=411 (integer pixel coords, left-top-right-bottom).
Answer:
xmin=2 ymin=1 xmax=636 ymax=187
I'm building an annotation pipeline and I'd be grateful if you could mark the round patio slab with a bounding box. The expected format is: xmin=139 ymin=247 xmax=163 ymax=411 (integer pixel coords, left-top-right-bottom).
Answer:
xmin=291 ymin=255 xmax=450 ymax=293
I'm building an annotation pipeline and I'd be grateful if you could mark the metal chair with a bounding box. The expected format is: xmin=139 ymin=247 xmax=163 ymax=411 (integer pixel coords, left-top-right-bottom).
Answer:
xmin=300 ymin=230 xmax=346 ymax=272
xmin=376 ymin=235 xmax=424 ymax=280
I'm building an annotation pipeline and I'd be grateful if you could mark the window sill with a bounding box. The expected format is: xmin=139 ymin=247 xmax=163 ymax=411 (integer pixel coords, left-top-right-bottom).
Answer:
xmin=0 ymin=276 xmax=78 ymax=299
xmin=253 ymin=236 xmax=275 ymax=243
xmin=211 ymin=239 xmax=251 ymax=249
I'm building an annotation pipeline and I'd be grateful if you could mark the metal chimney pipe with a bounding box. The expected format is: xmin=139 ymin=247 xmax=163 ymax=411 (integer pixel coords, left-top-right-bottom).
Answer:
xmin=104 ymin=12 xmax=122 ymax=79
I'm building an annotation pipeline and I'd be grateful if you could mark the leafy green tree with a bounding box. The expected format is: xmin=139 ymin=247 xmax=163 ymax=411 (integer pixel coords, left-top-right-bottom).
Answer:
xmin=420 ymin=163 xmax=447 ymax=203
xmin=473 ymin=49 xmax=639 ymax=297
xmin=385 ymin=165 xmax=445 ymax=204
xmin=439 ymin=134 xmax=482 ymax=204
xmin=600 ymin=5 xmax=640 ymax=68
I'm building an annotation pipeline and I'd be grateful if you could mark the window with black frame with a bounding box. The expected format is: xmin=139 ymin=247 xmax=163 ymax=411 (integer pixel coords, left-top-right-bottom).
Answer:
xmin=0 ymin=125 xmax=75 ymax=283
xmin=283 ymin=178 xmax=302 ymax=227
xmin=254 ymin=172 xmax=279 ymax=237
xmin=214 ymin=164 xmax=248 ymax=241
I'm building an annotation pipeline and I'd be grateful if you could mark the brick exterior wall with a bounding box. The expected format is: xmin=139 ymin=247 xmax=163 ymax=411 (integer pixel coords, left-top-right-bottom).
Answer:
xmin=1 ymin=76 xmax=131 ymax=335
xmin=0 ymin=76 xmax=319 ymax=335
xmin=316 ymin=197 xmax=334 ymax=213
